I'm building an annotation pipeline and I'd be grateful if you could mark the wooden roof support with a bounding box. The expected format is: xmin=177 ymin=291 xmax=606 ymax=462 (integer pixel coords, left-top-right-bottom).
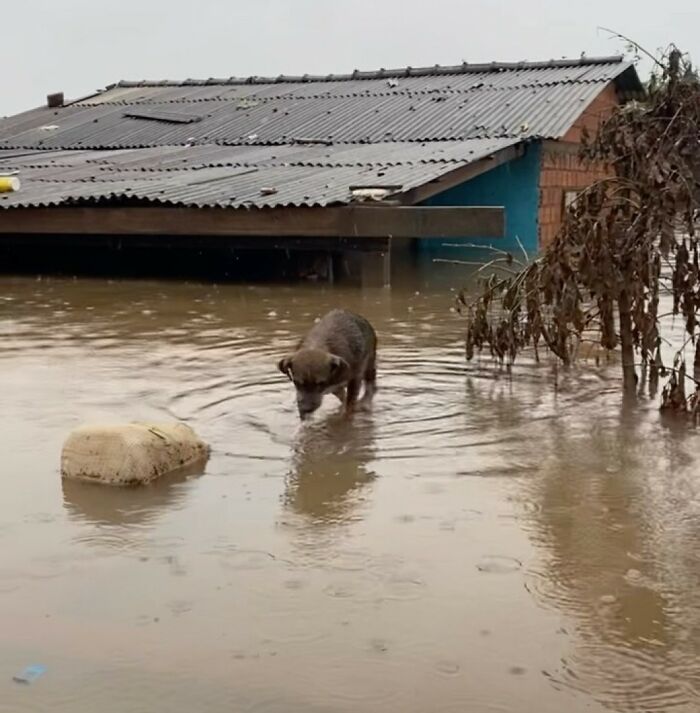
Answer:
xmin=0 ymin=204 xmax=504 ymax=240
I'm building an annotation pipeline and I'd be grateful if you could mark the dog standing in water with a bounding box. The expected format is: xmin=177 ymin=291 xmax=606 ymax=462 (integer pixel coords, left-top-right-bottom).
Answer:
xmin=278 ymin=309 xmax=377 ymax=420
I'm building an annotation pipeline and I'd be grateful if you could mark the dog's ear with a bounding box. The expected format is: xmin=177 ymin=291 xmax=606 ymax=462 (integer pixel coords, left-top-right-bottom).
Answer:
xmin=329 ymin=355 xmax=350 ymax=383
xmin=278 ymin=356 xmax=293 ymax=380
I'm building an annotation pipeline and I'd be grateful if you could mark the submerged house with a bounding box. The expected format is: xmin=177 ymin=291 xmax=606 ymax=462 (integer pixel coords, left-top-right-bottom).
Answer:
xmin=0 ymin=56 xmax=642 ymax=283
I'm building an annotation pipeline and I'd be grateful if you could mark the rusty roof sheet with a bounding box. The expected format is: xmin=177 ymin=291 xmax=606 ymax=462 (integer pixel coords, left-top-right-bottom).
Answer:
xmin=0 ymin=138 xmax=520 ymax=209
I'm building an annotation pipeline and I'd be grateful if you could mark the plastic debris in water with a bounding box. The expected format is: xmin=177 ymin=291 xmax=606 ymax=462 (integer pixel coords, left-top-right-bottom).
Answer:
xmin=476 ymin=555 xmax=522 ymax=574
xmin=13 ymin=664 xmax=47 ymax=684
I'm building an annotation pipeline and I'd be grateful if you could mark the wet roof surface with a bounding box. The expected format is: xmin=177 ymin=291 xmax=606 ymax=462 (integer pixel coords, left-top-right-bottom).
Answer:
xmin=0 ymin=57 xmax=640 ymax=209
xmin=0 ymin=139 xmax=520 ymax=209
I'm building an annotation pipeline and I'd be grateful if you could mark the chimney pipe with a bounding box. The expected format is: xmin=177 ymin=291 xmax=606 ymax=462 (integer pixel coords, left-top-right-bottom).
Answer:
xmin=47 ymin=92 xmax=64 ymax=108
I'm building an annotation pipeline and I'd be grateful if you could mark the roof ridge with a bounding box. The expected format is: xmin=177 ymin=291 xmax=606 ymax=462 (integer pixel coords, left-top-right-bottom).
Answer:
xmin=111 ymin=55 xmax=629 ymax=89
xmin=83 ymin=80 xmax=623 ymax=106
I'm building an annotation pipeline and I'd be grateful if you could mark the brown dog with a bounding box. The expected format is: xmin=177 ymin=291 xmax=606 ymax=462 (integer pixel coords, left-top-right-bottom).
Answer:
xmin=278 ymin=309 xmax=377 ymax=419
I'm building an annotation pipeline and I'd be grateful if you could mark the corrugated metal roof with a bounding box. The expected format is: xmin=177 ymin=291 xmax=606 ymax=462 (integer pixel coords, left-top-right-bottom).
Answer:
xmin=106 ymin=56 xmax=639 ymax=90
xmin=0 ymin=56 xmax=642 ymax=210
xmin=0 ymin=138 xmax=520 ymax=209
xmin=0 ymin=56 xmax=640 ymax=150
xmin=78 ymin=61 xmax=635 ymax=105
xmin=0 ymin=83 xmax=610 ymax=149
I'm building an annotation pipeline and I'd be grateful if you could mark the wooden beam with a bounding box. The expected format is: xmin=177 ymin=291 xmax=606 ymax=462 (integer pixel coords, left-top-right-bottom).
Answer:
xmin=0 ymin=233 xmax=391 ymax=253
xmin=398 ymin=143 xmax=524 ymax=205
xmin=0 ymin=205 xmax=504 ymax=239
xmin=337 ymin=206 xmax=503 ymax=238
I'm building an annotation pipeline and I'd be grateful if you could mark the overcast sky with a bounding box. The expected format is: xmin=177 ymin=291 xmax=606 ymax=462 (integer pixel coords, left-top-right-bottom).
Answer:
xmin=3 ymin=0 xmax=698 ymax=116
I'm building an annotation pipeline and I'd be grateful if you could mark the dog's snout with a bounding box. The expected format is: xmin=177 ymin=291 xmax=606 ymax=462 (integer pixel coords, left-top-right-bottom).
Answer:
xmin=298 ymin=405 xmax=314 ymax=420
xmin=297 ymin=390 xmax=321 ymax=420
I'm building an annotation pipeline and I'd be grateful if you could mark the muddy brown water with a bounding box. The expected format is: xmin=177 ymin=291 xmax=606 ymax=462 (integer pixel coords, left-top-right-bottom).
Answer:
xmin=2 ymin=268 xmax=700 ymax=713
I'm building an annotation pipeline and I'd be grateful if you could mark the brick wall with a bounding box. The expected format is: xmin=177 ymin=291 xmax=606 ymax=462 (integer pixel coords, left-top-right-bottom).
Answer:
xmin=539 ymin=84 xmax=619 ymax=248
xmin=539 ymin=148 xmax=610 ymax=248
xmin=562 ymin=83 xmax=619 ymax=143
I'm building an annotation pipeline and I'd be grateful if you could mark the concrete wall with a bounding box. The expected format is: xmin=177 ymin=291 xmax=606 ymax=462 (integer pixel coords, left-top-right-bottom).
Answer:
xmin=419 ymin=142 xmax=542 ymax=259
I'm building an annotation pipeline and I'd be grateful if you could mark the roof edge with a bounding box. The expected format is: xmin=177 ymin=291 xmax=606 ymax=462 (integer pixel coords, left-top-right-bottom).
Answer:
xmin=613 ymin=63 xmax=645 ymax=97
xmin=114 ymin=55 xmax=630 ymax=88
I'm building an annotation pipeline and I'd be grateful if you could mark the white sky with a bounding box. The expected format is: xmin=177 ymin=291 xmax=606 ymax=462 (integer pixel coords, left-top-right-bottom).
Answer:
xmin=2 ymin=0 xmax=699 ymax=116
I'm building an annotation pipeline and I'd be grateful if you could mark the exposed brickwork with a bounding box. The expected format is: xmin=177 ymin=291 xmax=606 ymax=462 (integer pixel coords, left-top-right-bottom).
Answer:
xmin=538 ymin=149 xmax=610 ymax=248
xmin=539 ymin=84 xmax=619 ymax=249
xmin=562 ymin=83 xmax=619 ymax=143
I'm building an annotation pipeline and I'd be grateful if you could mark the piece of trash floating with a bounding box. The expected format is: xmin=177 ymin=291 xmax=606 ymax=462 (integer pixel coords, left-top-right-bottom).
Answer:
xmin=0 ymin=176 xmax=21 ymax=193
xmin=260 ymin=187 xmax=278 ymax=196
xmin=267 ymin=310 xmax=278 ymax=318
xmin=387 ymin=79 xmax=399 ymax=88
xmin=434 ymin=660 xmax=461 ymax=675
xmin=625 ymin=568 xmax=644 ymax=585
xmin=476 ymin=555 xmax=522 ymax=574
xmin=13 ymin=664 xmax=47 ymax=684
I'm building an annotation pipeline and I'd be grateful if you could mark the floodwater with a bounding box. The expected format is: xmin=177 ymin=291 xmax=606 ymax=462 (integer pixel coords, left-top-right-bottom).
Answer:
xmin=2 ymin=268 xmax=700 ymax=713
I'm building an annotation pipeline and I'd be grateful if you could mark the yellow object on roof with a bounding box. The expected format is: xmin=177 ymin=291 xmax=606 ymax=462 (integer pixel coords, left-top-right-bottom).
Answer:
xmin=0 ymin=176 xmax=20 ymax=193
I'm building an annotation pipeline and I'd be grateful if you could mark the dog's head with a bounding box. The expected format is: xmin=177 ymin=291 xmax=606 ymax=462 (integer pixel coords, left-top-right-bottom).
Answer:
xmin=278 ymin=349 xmax=350 ymax=419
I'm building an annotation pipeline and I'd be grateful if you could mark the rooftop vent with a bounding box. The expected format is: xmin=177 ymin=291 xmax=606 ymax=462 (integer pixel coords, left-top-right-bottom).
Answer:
xmin=47 ymin=92 xmax=64 ymax=108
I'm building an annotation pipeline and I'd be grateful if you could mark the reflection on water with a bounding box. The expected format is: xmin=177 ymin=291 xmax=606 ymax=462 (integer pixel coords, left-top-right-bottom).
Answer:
xmin=284 ymin=415 xmax=377 ymax=526
xmin=525 ymin=407 xmax=700 ymax=713
xmin=1 ymin=270 xmax=700 ymax=713
xmin=465 ymin=368 xmax=700 ymax=712
xmin=62 ymin=460 xmax=207 ymax=529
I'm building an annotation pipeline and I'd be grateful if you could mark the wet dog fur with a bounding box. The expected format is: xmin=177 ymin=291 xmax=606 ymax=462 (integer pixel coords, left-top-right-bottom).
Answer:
xmin=278 ymin=309 xmax=377 ymax=420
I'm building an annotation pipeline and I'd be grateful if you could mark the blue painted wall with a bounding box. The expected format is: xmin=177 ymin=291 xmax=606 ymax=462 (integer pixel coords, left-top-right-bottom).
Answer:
xmin=419 ymin=141 xmax=541 ymax=260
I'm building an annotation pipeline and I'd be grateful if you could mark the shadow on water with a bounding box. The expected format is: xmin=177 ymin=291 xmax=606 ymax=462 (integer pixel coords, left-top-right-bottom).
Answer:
xmin=283 ymin=413 xmax=377 ymax=526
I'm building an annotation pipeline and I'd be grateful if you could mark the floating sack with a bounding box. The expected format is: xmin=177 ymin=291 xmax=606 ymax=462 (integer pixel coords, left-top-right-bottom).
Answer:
xmin=61 ymin=422 xmax=210 ymax=486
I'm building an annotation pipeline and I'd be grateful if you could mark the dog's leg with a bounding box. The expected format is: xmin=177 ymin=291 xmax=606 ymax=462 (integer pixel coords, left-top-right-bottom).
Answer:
xmin=360 ymin=354 xmax=377 ymax=406
xmin=344 ymin=378 xmax=361 ymax=416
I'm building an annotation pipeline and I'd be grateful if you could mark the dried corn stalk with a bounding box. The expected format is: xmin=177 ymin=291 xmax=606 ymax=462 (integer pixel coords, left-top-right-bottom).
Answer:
xmin=459 ymin=46 xmax=700 ymax=417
